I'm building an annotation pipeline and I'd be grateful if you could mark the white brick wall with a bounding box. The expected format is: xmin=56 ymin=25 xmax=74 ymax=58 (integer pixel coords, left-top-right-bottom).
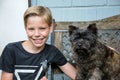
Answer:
xmin=108 ymin=0 xmax=120 ymax=5
xmin=72 ymin=0 xmax=107 ymax=6
xmin=97 ymin=6 xmax=120 ymax=20
xmin=37 ymin=0 xmax=71 ymax=7
xmin=31 ymin=0 xmax=120 ymax=21
xmin=50 ymin=7 xmax=97 ymax=21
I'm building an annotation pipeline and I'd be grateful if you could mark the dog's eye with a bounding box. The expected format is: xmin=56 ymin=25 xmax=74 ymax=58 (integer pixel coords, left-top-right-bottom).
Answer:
xmin=72 ymin=35 xmax=81 ymax=41
xmin=76 ymin=34 xmax=81 ymax=38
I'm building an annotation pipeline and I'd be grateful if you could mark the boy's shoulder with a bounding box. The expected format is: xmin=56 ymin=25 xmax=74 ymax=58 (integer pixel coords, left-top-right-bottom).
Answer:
xmin=5 ymin=41 xmax=22 ymax=49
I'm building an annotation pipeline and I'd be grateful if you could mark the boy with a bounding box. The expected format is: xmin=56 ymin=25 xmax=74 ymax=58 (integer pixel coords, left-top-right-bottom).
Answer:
xmin=1 ymin=6 xmax=77 ymax=80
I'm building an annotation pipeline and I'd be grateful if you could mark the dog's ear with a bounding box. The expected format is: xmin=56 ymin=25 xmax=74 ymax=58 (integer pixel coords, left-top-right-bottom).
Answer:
xmin=87 ymin=23 xmax=97 ymax=35
xmin=69 ymin=25 xmax=78 ymax=35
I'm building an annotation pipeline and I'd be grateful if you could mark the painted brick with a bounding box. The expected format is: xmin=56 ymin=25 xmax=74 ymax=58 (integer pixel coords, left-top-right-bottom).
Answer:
xmin=72 ymin=0 xmax=107 ymax=6
xmin=107 ymin=0 xmax=120 ymax=5
xmin=50 ymin=7 xmax=97 ymax=21
xmin=50 ymin=8 xmax=64 ymax=21
xmin=62 ymin=8 xmax=97 ymax=21
xmin=31 ymin=0 xmax=37 ymax=6
xmin=36 ymin=0 xmax=71 ymax=7
xmin=31 ymin=0 xmax=120 ymax=21
xmin=97 ymin=6 xmax=120 ymax=20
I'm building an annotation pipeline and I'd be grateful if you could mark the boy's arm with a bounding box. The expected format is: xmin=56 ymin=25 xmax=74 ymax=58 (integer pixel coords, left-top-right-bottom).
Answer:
xmin=1 ymin=71 xmax=13 ymax=80
xmin=59 ymin=62 xmax=77 ymax=80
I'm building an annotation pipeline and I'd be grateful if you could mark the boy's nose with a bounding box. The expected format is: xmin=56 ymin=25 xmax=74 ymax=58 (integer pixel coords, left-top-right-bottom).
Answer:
xmin=34 ymin=30 xmax=40 ymax=36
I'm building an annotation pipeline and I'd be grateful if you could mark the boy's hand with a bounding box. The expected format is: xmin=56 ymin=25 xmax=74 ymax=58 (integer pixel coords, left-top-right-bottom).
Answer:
xmin=40 ymin=76 xmax=48 ymax=80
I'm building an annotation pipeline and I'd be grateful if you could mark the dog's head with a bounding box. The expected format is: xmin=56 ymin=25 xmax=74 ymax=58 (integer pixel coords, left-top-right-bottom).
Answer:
xmin=69 ymin=23 xmax=98 ymax=58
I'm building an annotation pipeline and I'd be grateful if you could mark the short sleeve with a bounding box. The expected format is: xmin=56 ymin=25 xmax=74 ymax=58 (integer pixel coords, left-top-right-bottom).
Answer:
xmin=1 ymin=44 xmax=15 ymax=73
xmin=50 ymin=46 xmax=68 ymax=66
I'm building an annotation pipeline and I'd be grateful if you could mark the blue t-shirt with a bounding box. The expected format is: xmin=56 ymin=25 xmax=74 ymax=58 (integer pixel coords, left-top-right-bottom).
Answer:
xmin=1 ymin=41 xmax=67 ymax=80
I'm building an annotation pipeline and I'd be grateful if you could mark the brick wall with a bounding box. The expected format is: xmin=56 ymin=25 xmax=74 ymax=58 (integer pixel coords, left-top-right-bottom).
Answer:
xmin=31 ymin=0 xmax=120 ymax=21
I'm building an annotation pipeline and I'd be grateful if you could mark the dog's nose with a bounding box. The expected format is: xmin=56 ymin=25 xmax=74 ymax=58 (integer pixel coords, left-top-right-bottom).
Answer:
xmin=78 ymin=43 xmax=82 ymax=47
xmin=80 ymin=39 xmax=84 ymax=42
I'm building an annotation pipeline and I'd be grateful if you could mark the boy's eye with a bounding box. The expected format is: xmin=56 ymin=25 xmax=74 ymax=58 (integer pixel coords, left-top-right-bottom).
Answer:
xmin=28 ymin=28 xmax=34 ymax=30
xmin=39 ymin=27 xmax=46 ymax=30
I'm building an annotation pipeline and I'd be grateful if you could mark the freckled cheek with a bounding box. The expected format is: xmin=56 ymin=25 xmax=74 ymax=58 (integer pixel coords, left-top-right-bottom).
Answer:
xmin=41 ymin=31 xmax=50 ymax=37
xmin=30 ymin=32 xmax=49 ymax=38
xmin=26 ymin=31 xmax=33 ymax=37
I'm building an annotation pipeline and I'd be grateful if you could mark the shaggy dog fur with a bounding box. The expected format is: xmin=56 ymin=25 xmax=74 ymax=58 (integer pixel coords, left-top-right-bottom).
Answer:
xmin=68 ymin=23 xmax=120 ymax=80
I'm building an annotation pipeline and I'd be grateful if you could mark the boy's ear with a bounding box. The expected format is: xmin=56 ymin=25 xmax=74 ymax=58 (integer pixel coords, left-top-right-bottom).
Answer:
xmin=50 ymin=23 xmax=53 ymax=33
xmin=50 ymin=19 xmax=57 ymax=33
xmin=50 ymin=22 xmax=57 ymax=33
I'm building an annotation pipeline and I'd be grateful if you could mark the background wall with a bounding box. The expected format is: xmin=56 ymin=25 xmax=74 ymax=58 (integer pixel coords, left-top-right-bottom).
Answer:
xmin=0 ymin=0 xmax=28 ymax=54
xmin=0 ymin=0 xmax=28 ymax=78
xmin=31 ymin=0 xmax=120 ymax=21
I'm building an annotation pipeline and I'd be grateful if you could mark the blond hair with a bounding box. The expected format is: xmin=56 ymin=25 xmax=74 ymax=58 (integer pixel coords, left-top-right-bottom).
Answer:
xmin=24 ymin=6 xmax=52 ymax=27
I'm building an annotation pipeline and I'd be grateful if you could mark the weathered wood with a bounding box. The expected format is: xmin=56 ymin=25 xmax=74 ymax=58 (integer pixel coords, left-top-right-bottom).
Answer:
xmin=55 ymin=14 xmax=120 ymax=30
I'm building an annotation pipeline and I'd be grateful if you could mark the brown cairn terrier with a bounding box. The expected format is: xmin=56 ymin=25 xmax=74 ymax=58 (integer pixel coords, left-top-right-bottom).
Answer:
xmin=68 ymin=23 xmax=120 ymax=80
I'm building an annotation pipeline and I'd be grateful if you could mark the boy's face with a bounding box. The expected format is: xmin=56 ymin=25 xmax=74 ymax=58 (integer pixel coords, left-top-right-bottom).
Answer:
xmin=25 ymin=16 xmax=52 ymax=48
